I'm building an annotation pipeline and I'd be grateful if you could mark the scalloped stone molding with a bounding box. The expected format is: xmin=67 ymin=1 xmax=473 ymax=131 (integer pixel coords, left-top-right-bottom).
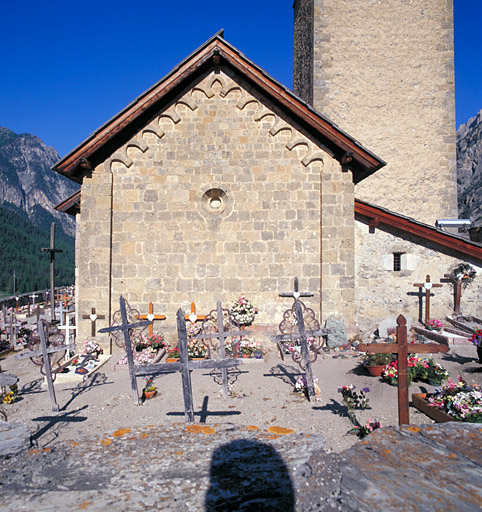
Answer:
xmin=102 ymin=71 xmax=325 ymax=173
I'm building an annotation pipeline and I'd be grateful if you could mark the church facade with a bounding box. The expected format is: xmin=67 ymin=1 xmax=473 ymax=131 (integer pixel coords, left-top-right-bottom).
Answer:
xmin=55 ymin=2 xmax=481 ymax=348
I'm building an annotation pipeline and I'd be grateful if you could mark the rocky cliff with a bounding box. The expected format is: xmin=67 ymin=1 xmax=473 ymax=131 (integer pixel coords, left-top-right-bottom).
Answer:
xmin=457 ymin=110 xmax=482 ymax=227
xmin=0 ymin=126 xmax=78 ymax=237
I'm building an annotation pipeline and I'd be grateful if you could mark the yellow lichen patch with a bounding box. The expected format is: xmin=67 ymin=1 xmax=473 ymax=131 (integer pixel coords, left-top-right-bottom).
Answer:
xmin=247 ymin=425 xmax=260 ymax=431
xmin=259 ymin=434 xmax=279 ymax=440
xmin=79 ymin=502 xmax=93 ymax=509
xmin=267 ymin=426 xmax=294 ymax=435
xmin=201 ymin=426 xmax=216 ymax=435
xmin=406 ymin=427 xmax=420 ymax=433
xmin=186 ymin=425 xmax=202 ymax=434
xmin=383 ymin=449 xmax=392 ymax=455
xmin=146 ymin=425 xmax=155 ymax=428
xmin=139 ymin=432 xmax=149 ymax=440
xmin=100 ymin=438 xmax=112 ymax=446
xmin=42 ymin=448 xmax=51 ymax=452
xmin=29 ymin=449 xmax=39 ymax=454
xmin=360 ymin=441 xmax=369 ymax=445
xmin=468 ymin=433 xmax=476 ymax=438
xmin=176 ymin=451 xmax=183 ymax=456
xmin=71 ymin=442 xmax=80 ymax=446
xmin=447 ymin=453 xmax=457 ymax=459
xmin=113 ymin=428 xmax=131 ymax=437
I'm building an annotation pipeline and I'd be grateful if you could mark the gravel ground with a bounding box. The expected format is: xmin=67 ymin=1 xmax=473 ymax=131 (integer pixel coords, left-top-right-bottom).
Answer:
xmin=1 ymin=340 xmax=481 ymax=453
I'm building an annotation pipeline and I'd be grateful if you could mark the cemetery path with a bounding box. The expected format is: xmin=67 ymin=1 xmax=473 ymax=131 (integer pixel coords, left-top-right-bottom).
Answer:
xmin=1 ymin=342 xmax=481 ymax=453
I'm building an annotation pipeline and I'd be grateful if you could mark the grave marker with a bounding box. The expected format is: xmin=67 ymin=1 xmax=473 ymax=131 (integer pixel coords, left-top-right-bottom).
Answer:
xmin=82 ymin=308 xmax=106 ymax=337
xmin=137 ymin=302 xmax=166 ymax=337
xmin=41 ymin=223 xmax=63 ymax=322
xmin=412 ymin=275 xmax=443 ymax=325
xmin=184 ymin=302 xmax=207 ymax=324
xmin=16 ymin=320 xmax=75 ymax=412
xmin=356 ymin=314 xmax=449 ymax=425
xmin=100 ymin=297 xmax=242 ymax=421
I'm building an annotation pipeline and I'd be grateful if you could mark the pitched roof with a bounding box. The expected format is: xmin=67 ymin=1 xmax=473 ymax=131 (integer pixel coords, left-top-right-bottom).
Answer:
xmin=52 ymin=32 xmax=385 ymax=184
xmin=355 ymin=198 xmax=482 ymax=261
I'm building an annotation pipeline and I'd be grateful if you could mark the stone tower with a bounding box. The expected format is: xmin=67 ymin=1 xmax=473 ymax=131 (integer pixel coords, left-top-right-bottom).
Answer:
xmin=293 ymin=0 xmax=458 ymax=224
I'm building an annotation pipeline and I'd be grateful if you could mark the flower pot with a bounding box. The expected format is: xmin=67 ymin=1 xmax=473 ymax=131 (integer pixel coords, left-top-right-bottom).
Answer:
xmin=242 ymin=354 xmax=251 ymax=359
xmin=144 ymin=390 xmax=156 ymax=399
xmin=366 ymin=364 xmax=386 ymax=377
xmin=166 ymin=358 xmax=179 ymax=363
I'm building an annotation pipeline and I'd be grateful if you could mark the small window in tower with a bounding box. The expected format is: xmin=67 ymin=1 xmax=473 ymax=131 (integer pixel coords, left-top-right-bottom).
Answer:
xmin=393 ymin=253 xmax=403 ymax=272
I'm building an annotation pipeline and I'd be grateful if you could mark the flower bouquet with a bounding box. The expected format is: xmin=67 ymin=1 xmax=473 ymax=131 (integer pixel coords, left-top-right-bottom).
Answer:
xmin=295 ymin=375 xmax=320 ymax=399
xmin=426 ymin=319 xmax=444 ymax=332
xmin=82 ymin=340 xmax=102 ymax=357
xmin=469 ymin=328 xmax=482 ymax=363
xmin=145 ymin=333 xmax=167 ymax=352
xmin=188 ymin=339 xmax=208 ymax=359
xmin=229 ymin=295 xmax=256 ymax=326
xmin=338 ymin=385 xmax=381 ymax=438
xmin=167 ymin=347 xmax=180 ymax=359
xmin=382 ymin=357 xmax=449 ymax=386
xmin=428 ymin=378 xmax=482 ymax=422
xmin=448 ymin=262 xmax=477 ymax=288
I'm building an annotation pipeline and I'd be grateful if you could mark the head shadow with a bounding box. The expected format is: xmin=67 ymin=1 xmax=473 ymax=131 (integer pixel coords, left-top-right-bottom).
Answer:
xmin=205 ymin=438 xmax=295 ymax=511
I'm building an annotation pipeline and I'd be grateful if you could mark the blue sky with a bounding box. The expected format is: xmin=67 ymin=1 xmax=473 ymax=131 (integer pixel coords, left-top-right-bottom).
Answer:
xmin=1 ymin=1 xmax=480 ymax=157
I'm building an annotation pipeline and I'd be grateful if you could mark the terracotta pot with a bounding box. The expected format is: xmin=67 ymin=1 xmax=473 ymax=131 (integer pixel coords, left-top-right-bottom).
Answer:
xmin=366 ymin=364 xmax=386 ymax=377
xmin=166 ymin=358 xmax=179 ymax=363
xmin=242 ymin=354 xmax=251 ymax=359
xmin=144 ymin=390 xmax=156 ymax=399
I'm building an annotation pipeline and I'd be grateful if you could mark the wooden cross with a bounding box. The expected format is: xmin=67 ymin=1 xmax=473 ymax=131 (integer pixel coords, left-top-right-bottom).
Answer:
xmin=279 ymin=277 xmax=313 ymax=301
xmin=16 ymin=320 xmax=75 ymax=412
xmin=443 ymin=273 xmax=465 ymax=315
xmin=271 ymin=300 xmax=325 ymax=401
xmin=356 ymin=314 xmax=449 ymax=425
xmin=137 ymin=302 xmax=166 ymax=336
xmin=412 ymin=275 xmax=443 ymax=325
xmin=41 ymin=223 xmax=63 ymax=322
xmin=82 ymin=308 xmax=106 ymax=337
xmin=184 ymin=302 xmax=207 ymax=324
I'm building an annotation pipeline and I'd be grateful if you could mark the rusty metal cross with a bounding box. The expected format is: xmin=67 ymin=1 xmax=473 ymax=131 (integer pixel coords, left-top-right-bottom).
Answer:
xmin=356 ymin=315 xmax=449 ymax=425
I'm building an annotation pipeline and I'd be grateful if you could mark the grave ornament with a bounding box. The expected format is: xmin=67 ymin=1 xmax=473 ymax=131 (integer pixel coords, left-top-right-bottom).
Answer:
xmin=356 ymin=315 xmax=449 ymax=425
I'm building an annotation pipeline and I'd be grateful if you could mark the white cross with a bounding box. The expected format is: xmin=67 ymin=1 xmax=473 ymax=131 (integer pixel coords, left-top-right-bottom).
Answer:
xmin=59 ymin=314 xmax=77 ymax=343
xmin=29 ymin=292 xmax=39 ymax=306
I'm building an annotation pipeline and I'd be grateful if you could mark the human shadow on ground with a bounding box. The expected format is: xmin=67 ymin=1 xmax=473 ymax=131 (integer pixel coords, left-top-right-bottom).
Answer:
xmin=31 ymin=405 xmax=88 ymax=447
xmin=312 ymin=398 xmax=348 ymax=418
xmin=166 ymin=396 xmax=241 ymax=422
xmin=205 ymin=439 xmax=295 ymax=511
xmin=61 ymin=372 xmax=112 ymax=411
xmin=264 ymin=364 xmax=303 ymax=387
xmin=204 ymin=367 xmax=248 ymax=387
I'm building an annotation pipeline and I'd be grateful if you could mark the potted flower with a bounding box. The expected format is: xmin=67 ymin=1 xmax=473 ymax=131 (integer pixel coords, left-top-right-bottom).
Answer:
xmin=188 ymin=339 xmax=209 ymax=359
xmin=166 ymin=347 xmax=180 ymax=362
xmin=426 ymin=319 xmax=444 ymax=332
xmin=363 ymin=352 xmax=394 ymax=376
xmin=239 ymin=337 xmax=259 ymax=358
xmin=143 ymin=378 xmax=156 ymax=399
xmin=469 ymin=328 xmax=482 ymax=363
xmin=145 ymin=333 xmax=167 ymax=352
xmin=229 ymin=295 xmax=256 ymax=327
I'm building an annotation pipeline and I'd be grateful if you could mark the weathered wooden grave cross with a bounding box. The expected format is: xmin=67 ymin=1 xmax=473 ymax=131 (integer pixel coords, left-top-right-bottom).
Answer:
xmin=137 ymin=302 xmax=166 ymax=337
xmin=16 ymin=320 xmax=75 ymax=412
xmin=82 ymin=308 xmax=106 ymax=337
xmin=356 ymin=314 xmax=449 ymax=425
xmin=271 ymin=277 xmax=328 ymax=401
xmin=41 ymin=223 xmax=63 ymax=322
xmin=412 ymin=274 xmax=443 ymax=325
xmin=100 ymin=298 xmax=242 ymax=422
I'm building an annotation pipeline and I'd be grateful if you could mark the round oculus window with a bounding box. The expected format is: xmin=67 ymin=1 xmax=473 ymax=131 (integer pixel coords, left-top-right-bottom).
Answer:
xmin=202 ymin=188 xmax=227 ymax=214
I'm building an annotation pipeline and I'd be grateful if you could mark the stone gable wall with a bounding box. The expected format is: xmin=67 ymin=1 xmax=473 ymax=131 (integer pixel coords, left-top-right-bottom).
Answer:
xmin=355 ymin=219 xmax=482 ymax=335
xmin=294 ymin=0 xmax=457 ymax=224
xmin=76 ymin=71 xmax=355 ymax=347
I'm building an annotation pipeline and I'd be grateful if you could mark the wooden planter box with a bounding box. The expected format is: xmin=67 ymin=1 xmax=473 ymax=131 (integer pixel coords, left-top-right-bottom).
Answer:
xmin=412 ymin=393 xmax=458 ymax=423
